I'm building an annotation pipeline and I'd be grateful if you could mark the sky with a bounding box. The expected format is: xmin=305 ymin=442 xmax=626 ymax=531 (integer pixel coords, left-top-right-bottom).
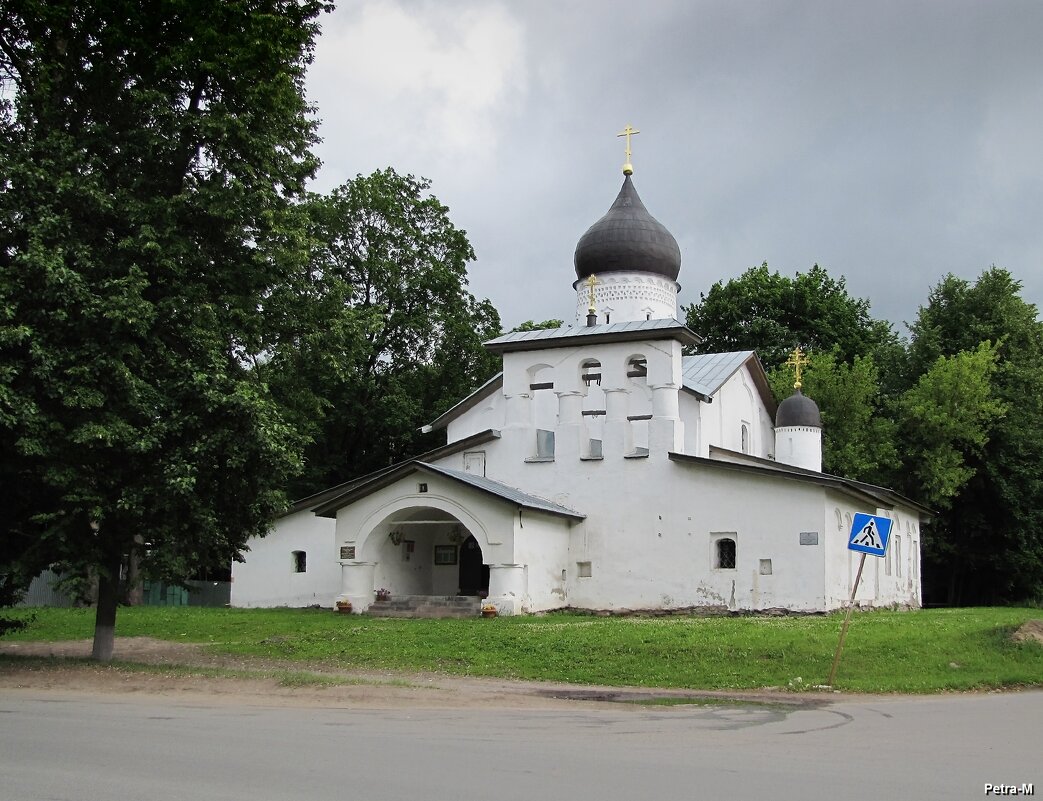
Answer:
xmin=304 ymin=0 xmax=1043 ymax=334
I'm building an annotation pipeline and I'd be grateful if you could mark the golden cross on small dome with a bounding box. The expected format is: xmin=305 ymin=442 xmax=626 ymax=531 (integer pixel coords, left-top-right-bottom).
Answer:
xmin=786 ymin=346 xmax=810 ymax=390
xmin=617 ymin=124 xmax=640 ymax=175
xmin=586 ymin=274 xmax=598 ymax=312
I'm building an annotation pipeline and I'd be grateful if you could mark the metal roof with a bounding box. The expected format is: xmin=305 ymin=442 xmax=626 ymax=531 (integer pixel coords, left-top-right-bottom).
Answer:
xmin=485 ymin=318 xmax=700 ymax=352
xmin=681 ymin=351 xmax=756 ymax=397
xmin=418 ymin=463 xmax=585 ymax=520
xmin=422 ymin=372 xmax=503 ymax=433
xmin=574 ymin=175 xmax=681 ymax=282
xmin=313 ymin=458 xmax=584 ymax=521
xmin=290 ymin=429 xmax=501 ymax=517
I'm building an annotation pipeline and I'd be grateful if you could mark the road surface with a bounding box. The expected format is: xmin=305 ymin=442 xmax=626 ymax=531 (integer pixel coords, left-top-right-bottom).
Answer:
xmin=1 ymin=688 xmax=1038 ymax=801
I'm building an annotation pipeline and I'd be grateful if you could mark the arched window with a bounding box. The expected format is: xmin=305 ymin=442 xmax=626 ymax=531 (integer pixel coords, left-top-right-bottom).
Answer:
xmin=580 ymin=359 xmax=604 ymax=459
xmin=741 ymin=423 xmax=750 ymax=454
xmin=715 ymin=537 xmax=736 ymax=569
xmin=528 ymin=364 xmax=557 ymax=459
xmin=626 ymin=353 xmax=650 ymax=455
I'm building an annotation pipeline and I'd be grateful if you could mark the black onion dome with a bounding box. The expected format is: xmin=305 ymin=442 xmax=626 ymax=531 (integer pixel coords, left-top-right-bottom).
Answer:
xmin=776 ymin=389 xmax=822 ymax=428
xmin=574 ymin=175 xmax=681 ymax=282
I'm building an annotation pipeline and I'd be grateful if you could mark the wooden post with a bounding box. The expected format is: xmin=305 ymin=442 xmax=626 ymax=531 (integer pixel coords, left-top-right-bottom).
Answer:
xmin=827 ymin=552 xmax=867 ymax=687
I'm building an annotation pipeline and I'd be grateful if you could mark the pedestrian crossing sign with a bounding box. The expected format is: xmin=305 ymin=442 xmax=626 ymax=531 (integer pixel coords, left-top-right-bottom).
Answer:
xmin=848 ymin=513 xmax=893 ymax=557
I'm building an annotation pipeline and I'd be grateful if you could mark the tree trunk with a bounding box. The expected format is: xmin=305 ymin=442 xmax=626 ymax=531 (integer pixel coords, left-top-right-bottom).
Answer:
xmin=91 ymin=556 xmax=121 ymax=661
xmin=124 ymin=535 xmax=144 ymax=606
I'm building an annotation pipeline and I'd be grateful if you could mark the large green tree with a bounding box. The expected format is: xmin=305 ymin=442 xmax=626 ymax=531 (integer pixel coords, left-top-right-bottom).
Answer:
xmin=0 ymin=0 xmax=330 ymax=658
xmin=902 ymin=269 xmax=1043 ymax=605
xmin=685 ymin=262 xmax=899 ymax=371
xmin=269 ymin=169 xmax=502 ymax=497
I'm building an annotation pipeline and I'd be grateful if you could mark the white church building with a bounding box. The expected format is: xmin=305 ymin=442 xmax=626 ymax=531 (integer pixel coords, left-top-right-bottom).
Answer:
xmin=231 ymin=162 xmax=927 ymax=615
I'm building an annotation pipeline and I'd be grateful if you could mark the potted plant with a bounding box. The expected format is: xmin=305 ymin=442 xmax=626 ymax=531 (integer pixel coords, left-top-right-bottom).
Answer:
xmin=335 ymin=600 xmax=352 ymax=614
xmin=481 ymin=603 xmax=497 ymax=618
xmin=374 ymin=588 xmax=391 ymax=602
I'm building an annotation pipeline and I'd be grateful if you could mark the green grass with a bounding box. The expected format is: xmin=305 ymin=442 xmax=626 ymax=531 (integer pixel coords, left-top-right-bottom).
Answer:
xmin=3 ymin=606 xmax=1042 ymax=693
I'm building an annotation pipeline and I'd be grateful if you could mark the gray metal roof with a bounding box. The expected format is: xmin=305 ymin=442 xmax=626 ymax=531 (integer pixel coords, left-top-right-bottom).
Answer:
xmin=418 ymin=463 xmax=585 ymax=520
xmin=670 ymin=449 xmax=932 ymax=520
xmin=574 ymin=175 xmax=682 ymax=282
xmin=681 ymin=351 xmax=756 ymax=397
xmin=294 ymin=429 xmax=501 ymax=517
xmin=776 ymin=389 xmax=822 ymax=428
xmin=313 ymin=457 xmax=584 ymax=520
xmin=422 ymin=372 xmax=503 ymax=432
xmin=486 ymin=318 xmax=699 ymax=352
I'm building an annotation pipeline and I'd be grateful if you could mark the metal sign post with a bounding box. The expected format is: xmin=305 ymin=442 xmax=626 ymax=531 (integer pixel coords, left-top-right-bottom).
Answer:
xmin=827 ymin=513 xmax=894 ymax=687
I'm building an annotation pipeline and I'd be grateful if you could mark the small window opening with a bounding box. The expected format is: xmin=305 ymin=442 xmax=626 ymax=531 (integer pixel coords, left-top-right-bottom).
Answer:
xmin=581 ymin=359 xmax=602 ymax=387
xmin=418 ymin=482 xmax=428 ymax=493
xmin=577 ymin=561 xmax=592 ymax=578
xmin=605 ymin=312 xmax=610 ymax=324
xmin=715 ymin=538 xmax=736 ymax=569
xmin=292 ymin=551 xmax=307 ymax=573
xmin=759 ymin=559 xmax=772 ymax=575
xmin=741 ymin=423 xmax=750 ymax=454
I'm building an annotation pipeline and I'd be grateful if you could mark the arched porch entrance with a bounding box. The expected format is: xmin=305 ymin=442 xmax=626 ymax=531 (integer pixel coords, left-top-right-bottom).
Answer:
xmin=359 ymin=506 xmax=489 ymax=599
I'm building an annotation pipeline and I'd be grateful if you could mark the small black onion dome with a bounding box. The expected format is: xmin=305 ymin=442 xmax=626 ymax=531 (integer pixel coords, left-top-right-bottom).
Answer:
xmin=574 ymin=175 xmax=681 ymax=282
xmin=776 ymin=389 xmax=822 ymax=428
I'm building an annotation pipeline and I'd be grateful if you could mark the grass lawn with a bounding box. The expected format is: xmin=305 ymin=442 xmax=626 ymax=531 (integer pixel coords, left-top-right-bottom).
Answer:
xmin=3 ymin=606 xmax=1042 ymax=693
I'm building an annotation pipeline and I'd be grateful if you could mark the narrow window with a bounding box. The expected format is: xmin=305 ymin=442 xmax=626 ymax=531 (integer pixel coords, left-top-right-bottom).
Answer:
xmin=741 ymin=423 xmax=750 ymax=454
xmin=292 ymin=551 xmax=307 ymax=573
xmin=715 ymin=537 xmax=736 ymax=569
xmin=895 ymin=535 xmax=903 ymax=577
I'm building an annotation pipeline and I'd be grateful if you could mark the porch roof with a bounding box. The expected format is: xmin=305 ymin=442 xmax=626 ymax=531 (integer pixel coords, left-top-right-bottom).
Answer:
xmin=312 ymin=461 xmax=586 ymax=521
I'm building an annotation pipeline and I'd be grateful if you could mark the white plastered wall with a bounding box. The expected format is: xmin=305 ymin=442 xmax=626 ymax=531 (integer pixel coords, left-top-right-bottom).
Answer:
xmin=822 ymin=494 xmax=923 ymax=609
xmin=230 ymin=508 xmax=340 ymax=608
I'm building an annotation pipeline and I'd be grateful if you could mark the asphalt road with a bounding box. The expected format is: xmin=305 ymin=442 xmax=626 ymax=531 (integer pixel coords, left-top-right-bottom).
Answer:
xmin=1 ymin=689 xmax=1038 ymax=801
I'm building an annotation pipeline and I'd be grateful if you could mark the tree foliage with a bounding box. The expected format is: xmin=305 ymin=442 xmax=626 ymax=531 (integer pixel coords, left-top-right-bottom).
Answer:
xmin=746 ymin=262 xmax=1042 ymax=605
xmin=897 ymin=343 xmax=1005 ymax=511
xmin=511 ymin=319 xmax=564 ymax=332
xmin=685 ymin=262 xmax=898 ymax=370
xmin=901 ymin=269 xmax=1043 ymax=605
xmin=0 ymin=0 xmax=330 ymax=658
xmin=269 ymin=169 xmax=502 ymax=497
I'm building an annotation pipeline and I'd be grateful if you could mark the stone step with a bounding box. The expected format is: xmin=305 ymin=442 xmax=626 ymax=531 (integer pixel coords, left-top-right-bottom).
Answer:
xmin=367 ymin=595 xmax=483 ymax=619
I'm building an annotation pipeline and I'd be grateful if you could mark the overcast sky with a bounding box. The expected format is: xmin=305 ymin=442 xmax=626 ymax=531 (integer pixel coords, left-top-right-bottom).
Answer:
xmin=304 ymin=0 xmax=1043 ymax=334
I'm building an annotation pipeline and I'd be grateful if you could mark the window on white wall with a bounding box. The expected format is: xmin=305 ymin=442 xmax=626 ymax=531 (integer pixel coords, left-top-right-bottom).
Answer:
xmin=895 ymin=536 xmax=902 ymax=578
xmin=714 ymin=536 xmax=737 ymax=569
xmin=741 ymin=422 xmax=750 ymax=454
xmin=292 ymin=551 xmax=306 ymax=573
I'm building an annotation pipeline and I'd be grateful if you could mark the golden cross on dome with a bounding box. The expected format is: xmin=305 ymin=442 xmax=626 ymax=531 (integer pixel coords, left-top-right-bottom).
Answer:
xmin=586 ymin=274 xmax=598 ymax=312
xmin=617 ymin=124 xmax=640 ymax=175
xmin=786 ymin=346 xmax=810 ymax=390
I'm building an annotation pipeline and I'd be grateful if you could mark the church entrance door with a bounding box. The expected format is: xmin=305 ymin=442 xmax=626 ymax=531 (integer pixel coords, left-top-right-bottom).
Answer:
xmin=458 ymin=534 xmax=489 ymax=596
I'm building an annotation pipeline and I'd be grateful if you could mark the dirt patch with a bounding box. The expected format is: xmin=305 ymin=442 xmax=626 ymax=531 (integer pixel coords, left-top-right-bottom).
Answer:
xmin=1012 ymin=619 xmax=1043 ymax=645
xmin=0 ymin=637 xmax=840 ymax=710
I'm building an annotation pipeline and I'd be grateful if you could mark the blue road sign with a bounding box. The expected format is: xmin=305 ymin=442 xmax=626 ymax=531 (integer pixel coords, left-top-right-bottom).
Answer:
xmin=848 ymin=513 xmax=893 ymax=557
